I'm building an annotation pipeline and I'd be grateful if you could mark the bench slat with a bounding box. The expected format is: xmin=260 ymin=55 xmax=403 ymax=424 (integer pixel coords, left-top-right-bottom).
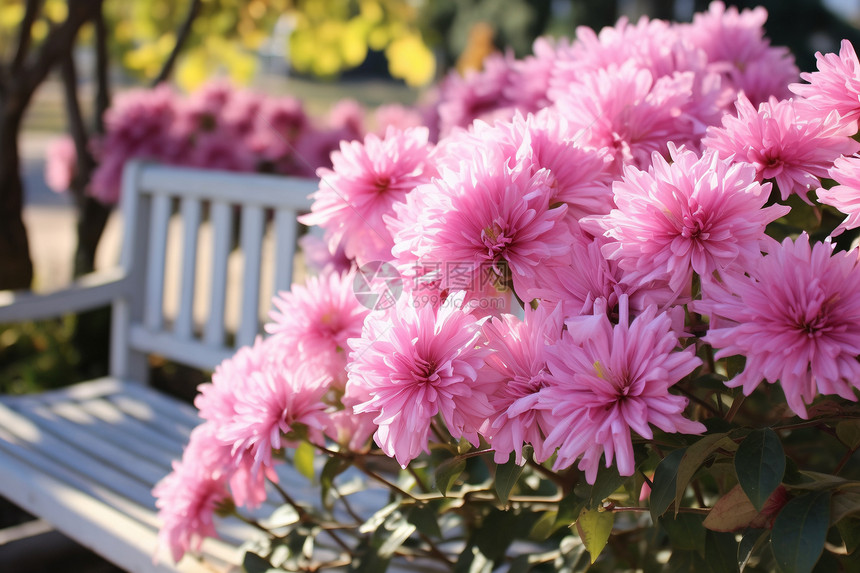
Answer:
xmin=8 ymin=397 xmax=170 ymax=487
xmin=140 ymin=165 xmax=316 ymax=210
xmin=51 ymin=399 xmax=186 ymax=468
xmin=204 ymin=201 xmax=232 ymax=347
xmin=145 ymin=194 xmax=172 ymax=332
xmin=0 ymin=164 xmax=329 ymax=573
xmin=0 ymin=431 xmax=243 ymax=572
xmin=237 ymin=206 xmax=265 ymax=348
xmin=175 ymin=197 xmax=203 ymax=340
xmin=130 ymin=326 xmax=233 ymax=373
xmin=273 ymin=208 xmax=298 ymax=295
xmin=0 ymin=401 xmax=158 ymax=509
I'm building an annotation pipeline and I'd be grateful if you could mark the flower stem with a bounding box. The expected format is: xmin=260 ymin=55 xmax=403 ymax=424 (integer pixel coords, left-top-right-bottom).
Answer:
xmin=724 ymin=393 xmax=745 ymax=423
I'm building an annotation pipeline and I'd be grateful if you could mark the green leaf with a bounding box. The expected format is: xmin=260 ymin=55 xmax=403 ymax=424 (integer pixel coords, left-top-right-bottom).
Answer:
xmin=837 ymin=420 xmax=860 ymax=449
xmin=650 ymin=448 xmax=687 ymax=522
xmin=406 ymin=504 xmax=442 ymax=539
xmin=830 ymin=490 xmax=860 ymax=524
xmin=352 ymin=508 xmax=415 ymax=573
xmin=704 ymin=484 xmax=759 ymax=533
xmin=665 ymin=550 xmax=704 ymax=573
xmin=738 ymin=528 xmax=769 ymax=572
xmin=660 ymin=513 xmax=706 ymax=553
xmin=263 ymin=504 xmax=300 ymax=529
xmin=507 ymin=554 xmax=532 ymax=573
xmin=434 ymin=457 xmax=467 ymax=496
xmin=771 ymin=490 xmax=832 ymax=573
xmin=555 ymin=535 xmax=589 ymax=573
xmin=554 ymin=491 xmax=587 ymax=531
xmin=320 ymin=455 xmax=351 ymax=508
xmin=349 ymin=536 xmax=391 ymax=573
xmin=293 ymin=441 xmax=316 ymax=481
xmin=242 ymin=551 xmax=278 ymax=573
xmin=359 ymin=501 xmax=401 ymax=534
xmin=472 ymin=508 xmax=518 ymax=563
xmin=377 ymin=513 xmax=416 ymax=558
xmin=837 ymin=516 xmax=860 ymax=554
xmin=453 ymin=546 xmax=494 ymax=573
xmin=528 ymin=511 xmax=558 ymax=541
xmin=676 ymin=433 xmax=738 ymax=515
xmin=495 ymin=454 xmax=525 ymax=504
xmin=574 ymin=461 xmax=628 ymax=510
xmin=455 ymin=509 xmax=518 ymax=572
xmin=704 ymin=529 xmax=738 ymax=573
xmin=734 ymin=428 xmax=785 ymax=512
xmin=575 ymin=508 xmax=614 ymax=564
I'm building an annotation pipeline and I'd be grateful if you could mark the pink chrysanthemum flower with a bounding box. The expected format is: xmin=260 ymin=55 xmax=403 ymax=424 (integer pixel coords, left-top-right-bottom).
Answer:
xmin=790 ymin=39 xmax=860 ymax=128
xmin=220 ymin=89 xmax=264 ymax=139
xmin=693 ymin=234 xmax=860 ymax=418
xmin=551 ymin=62 xmax=696 ymax=173
xmin=188 ymin=131 xmax=258 ymax=172
xmin=507 ymin=36 xmax=573 ymax=113
xmin=818 ymin=155 xmax=860 ymax=235
xmin=386 ymin=185 xmax=467 ymax=310
xmin=299 ymin=126 xmax=436 ymax=265
xmin=436 ymin=52 xmax=520 ymax=137
xmin=45 ymin=136 xmax=77 ymax=193
xmin=538 ymin=296 xmax=704 ymax=482
xmin=195 ymin=338 xmax=271 ymax=429
xmin=179 ymin=81 xmax=234 ymax=133
xmin=683 ymin=1 xmax=797 ymax=105
xmin=298 ymin=234 xmax=352 ymax=275
xmin=265 ymin=269 xmax=369 ymax=387
xmin=346 ymin=293 xmax=493 ymax=467
xmin=249 ymin=96 xmax=310 ymax=162
xmin=195 ymin=337 xmax=330 ymax=474
xmin=216 ymin=362 xmax=329 ymax=473
xmin=327 ymin=99 xmax=366 ymax=135
xmin=585 ymin=145 xmax=789 ymax=292
xmin=375 ymin=104 xmax=425 ymax=134
xmin=414 ymin=158 xmax=572 ymax=298
xmin=89 ymin=85 xmax=178 ymax=203
xmin=521 ymin=234 xmax=680 ymax=318
xmin=552 ymin=16 xmax=685 ymax=82
xmin=154 ymin=424 xmax=231 ymax=563
xmin=482 ymin=304 xmax=563 ymax=464
xmin=703 ymin=94 xmax=860 ymax=201
xmin=438 ymin=111 xmax=613 ymax=220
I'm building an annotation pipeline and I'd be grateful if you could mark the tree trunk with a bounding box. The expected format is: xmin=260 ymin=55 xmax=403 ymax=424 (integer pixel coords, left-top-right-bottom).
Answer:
xmin=0 ymin=0 xmax=102 ymax=290
xmin=0 ymin=97 xmax=33 ymax=290
xmin=73 ymin=197 xmax=111 ymax=276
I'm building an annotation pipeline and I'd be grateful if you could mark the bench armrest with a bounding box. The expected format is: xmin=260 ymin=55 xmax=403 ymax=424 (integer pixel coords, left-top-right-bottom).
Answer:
xmin=0 ymin=268 xmax=130 ymax=324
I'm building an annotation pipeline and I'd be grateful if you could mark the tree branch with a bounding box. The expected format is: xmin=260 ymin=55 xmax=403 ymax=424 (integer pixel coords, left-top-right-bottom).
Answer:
xmin=11 ymin=0 xmax=41 ymax=72
xmin=59 ymin=51 xmax=93 ymax=200
xmin=93 ymin=4 xmax=110 ymax=134
xmin=21 ymin=0 xmax=101 ymax=100
xmin=151 ymin=0 xmax=202 ymax=86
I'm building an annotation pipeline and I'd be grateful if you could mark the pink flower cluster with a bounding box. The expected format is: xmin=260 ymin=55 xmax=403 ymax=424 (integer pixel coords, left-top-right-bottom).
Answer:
xmin=156 ymin=3 xmax=860 ymax=563
xmin=47 ymin=82 xmax=424 ymax=204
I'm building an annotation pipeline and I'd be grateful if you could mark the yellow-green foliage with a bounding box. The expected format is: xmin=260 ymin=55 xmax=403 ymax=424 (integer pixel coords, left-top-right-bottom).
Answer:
xmin=0 ymin=0 xmax=436 ymax=89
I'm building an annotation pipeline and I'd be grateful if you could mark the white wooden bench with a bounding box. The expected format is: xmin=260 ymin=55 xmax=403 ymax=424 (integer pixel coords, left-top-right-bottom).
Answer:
xmin=0 ymin=161 xmax=321 ymax=572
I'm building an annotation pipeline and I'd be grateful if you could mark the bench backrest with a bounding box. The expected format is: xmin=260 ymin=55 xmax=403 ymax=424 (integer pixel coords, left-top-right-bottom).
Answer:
xmin=111 ymin=161 xmax=316 ymax=382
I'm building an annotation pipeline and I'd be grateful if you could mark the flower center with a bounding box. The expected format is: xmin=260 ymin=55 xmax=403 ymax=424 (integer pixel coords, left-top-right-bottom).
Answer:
xmin=789 ymin=282 xmax=836 ymax=339
xmin=680 ymin=204 xmax=709 ymax=241
xmin=375 ymin=175 xmax=392 ymax=193
xmin=411 ymin=355 xmax=439 ymax=384
xmin=508 ymin=373 xmax=546 ymax=397
xmin=481 ymin=219 xmax=513 ymax=262
xmin=596 ymin=360 xmax=635 ymax=401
